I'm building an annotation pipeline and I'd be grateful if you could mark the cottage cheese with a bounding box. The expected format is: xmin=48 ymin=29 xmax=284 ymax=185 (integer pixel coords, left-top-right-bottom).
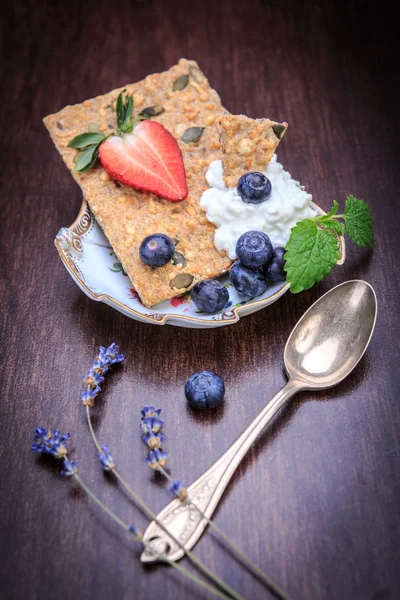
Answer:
xmin=200 ymin=155 xmax=315 ymax=259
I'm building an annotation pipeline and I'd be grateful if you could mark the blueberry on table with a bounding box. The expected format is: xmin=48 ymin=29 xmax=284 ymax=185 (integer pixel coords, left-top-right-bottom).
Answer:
xmin=236 ymin=231 xmax=273 ymax=268
xmin=185 ymin=371 xmax=225 ymax=410
xmin=139 ymin=234 xmax=175 ymax=267
xmin=237 ymin=172 xmax=272 ymax=204
xmin=265 ymin=247 xmax=287 ymax=282
xmin=191 ymin=279 xmax=229 ymax=313
xmin=230 ymin=261 xmax=267 ymax=297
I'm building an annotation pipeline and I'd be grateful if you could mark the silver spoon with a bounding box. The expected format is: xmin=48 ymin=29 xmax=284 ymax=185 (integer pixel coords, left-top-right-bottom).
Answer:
xmin=141 ymin=280 xmax=377 ymax=563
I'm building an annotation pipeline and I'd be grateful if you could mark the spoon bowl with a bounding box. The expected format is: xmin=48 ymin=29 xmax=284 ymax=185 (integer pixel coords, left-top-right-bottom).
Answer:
xmin=284 ymin=280 xmax=377 ymax=388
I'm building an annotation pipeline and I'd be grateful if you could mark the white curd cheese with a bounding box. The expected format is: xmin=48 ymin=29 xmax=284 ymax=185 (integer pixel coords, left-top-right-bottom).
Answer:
xmin=200 ymin=155 xmax=315 ymax=259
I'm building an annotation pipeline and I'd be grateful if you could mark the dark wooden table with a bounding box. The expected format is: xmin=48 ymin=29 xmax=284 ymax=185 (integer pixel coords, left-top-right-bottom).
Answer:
xmin=1 ymin=1 xmax=399 ymax=599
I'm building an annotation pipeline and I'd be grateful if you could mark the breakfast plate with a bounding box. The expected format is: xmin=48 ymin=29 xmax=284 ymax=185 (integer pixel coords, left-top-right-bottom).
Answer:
xmin=55 ymin=200 xmax=346 ymax=328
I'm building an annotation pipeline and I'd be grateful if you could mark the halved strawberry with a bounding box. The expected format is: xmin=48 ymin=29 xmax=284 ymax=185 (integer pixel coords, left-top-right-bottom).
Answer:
xmin=99 ymin=121 xmax=188 ymax=202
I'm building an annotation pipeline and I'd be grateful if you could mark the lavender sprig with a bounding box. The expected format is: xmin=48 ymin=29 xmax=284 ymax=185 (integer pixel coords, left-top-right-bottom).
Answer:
xmin=141 ymin=407 xmax=291 ymax=600
xmin=31 ymin=427 xmax=70 ymax=458
xmin=30 ymin=429 xmax=231 ymax=600
xmin=98 ymin=445 xmax=115 ymax=471
xmin=81 ymin=343 xmax=125 ymax=407
xmin=83 ymin=346 xmax=243 ymax=600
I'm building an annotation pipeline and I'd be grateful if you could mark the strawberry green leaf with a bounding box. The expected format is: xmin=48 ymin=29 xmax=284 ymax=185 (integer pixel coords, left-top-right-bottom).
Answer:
xmin=344 ymin=195 xmax=374 ymax=247
xmin=120 ymin=95 xmax=134 ymax=133
xmin=73 ymin=143 xmax=100 ymax=172
xmin=116 ymin=90 xmax=126 ymax=129
xmin=67 ymin=132 xmax=106 ymax=149
xmin=284 ymin=220 xmax=340 ymax=293
xmin=125 ymin=94 xmax=134 ymax=121
xmin=116 ymin=91 xmax=134 ymax=134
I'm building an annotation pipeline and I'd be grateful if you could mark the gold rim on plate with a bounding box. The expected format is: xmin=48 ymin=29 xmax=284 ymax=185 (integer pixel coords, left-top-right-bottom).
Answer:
xmin=55 ymin=199 xmax=346 ymax=327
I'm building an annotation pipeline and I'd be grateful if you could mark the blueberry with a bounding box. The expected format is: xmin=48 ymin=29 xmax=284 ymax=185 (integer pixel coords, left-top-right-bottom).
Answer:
xmin=185 ymin=371 xmax=225 ymax=410
xmin=265 ymin=247 xmax=286 ymax=282
xmin=230 ymin=261 xmax=267 ymax=297
xmin=237 ymin=172 xmax=272 ymax=204
xmin=191 ymin=279 xmax=229 ymax=313
xmin=139 ymin=234 xmax=174 ymax=267
xmin=236 ymin=231 xmax=273 ymax=268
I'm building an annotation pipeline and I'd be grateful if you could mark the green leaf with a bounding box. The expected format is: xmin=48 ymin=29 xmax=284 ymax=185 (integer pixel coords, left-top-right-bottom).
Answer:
xmin=344 ymin=194 xmax=374 ymax=247
xmin=284 ymin=220 xmax=340 ymax=293
xmin=73 ymin=143 xmax=100 ymax=172
xmin=313 ymin=200 xmax=344 ymax=236
xmin=116 ymin=91 xmax=134 ymax=133
xmin=116 ymin=90 xmax=126 ymax=129
xmin=120 ymin=97 xmax=134 ymax=132
xmin=126 ymin=94 xmax=134 ymax=119
xmin=67 ymin=132 xmax=106 ymax=149
xmin=319 ymin=219 xmax=345 ymax=236
xmin=321 ymin=199 xmax=339 ymax=220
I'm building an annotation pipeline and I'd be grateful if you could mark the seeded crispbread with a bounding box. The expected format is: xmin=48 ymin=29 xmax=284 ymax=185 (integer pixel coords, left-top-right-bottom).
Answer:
xmin=219 ymin=114 xmax=288 ymax=188
xmin=44 ymin=59 xmax=232 ymax=307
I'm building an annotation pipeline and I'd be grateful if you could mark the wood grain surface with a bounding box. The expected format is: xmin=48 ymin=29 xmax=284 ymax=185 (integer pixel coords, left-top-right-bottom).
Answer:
xmin=1 ymin=1 xmax=399 ymax=599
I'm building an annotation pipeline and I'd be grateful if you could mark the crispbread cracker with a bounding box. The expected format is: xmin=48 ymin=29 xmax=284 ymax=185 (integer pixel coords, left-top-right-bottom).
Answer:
xmin=219 ymin=114 xmax=288 ymax=187
xmin=44 ymin=59 xmax=232 ymax=307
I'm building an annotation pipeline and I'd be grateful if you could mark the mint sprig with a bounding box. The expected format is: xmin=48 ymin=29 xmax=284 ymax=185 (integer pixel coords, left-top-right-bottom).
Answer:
xmin=344 ymin=194 xmax=374 ymax=247
xmin=68 ymin=90 xmax=148 ymax=173
xmin=285 ymin=195 xmax=374 ymax=293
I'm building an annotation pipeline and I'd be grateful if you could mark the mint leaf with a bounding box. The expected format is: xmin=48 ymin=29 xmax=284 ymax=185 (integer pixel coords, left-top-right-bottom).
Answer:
xmin=316 ymin=200 xmax=344 ymax=234
xmin=74 ymin=143 xmax=101 ymax=172
xmin=318 ymin=218 xmax=345 ymax=236
xmin=284 ymin=195 xmax=373 ymax=293
xmin=284 ymin=220 xmax=340 ymax=293
xmin=67 ymin=132 xmax=106 ymax=149
xmin=344 ymin=195 xmax=374 ymax=247
xmin=321 ymin=199 xmax=339 ymax=220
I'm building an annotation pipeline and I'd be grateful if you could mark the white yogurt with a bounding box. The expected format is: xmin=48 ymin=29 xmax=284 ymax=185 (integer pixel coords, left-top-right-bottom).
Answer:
xmin=200 ymin=155 xmax=315 ymax=259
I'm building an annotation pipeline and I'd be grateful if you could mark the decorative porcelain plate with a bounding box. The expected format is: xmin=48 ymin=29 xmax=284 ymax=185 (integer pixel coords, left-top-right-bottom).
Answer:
xmin=55 ymin=200 xmax=346 ymax=328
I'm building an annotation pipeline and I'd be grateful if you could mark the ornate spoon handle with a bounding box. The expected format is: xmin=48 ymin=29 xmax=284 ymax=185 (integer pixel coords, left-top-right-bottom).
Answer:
xmin=141 ymin=379 xmax=302 ymax=563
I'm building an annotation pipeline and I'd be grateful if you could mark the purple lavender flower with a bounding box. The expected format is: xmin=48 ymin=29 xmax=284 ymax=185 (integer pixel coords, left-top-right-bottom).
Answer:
xmin=91 ymin=358 xmax=109 ymax=375
xmin=81 ymin=386 xmax=102 ymax=407
xmin=31 ymin=427 xmax=70 ymax=459
xmin=98 ymin=445 xmax=115 ymax=471
xmin=97 ymin=343 xmax=125 ymax=367
xmin=81 ymin=344 xmax=124 ymax=406
xmin=60 ymin=458 xmax=78 ymax=477
xmin=140 ymin=406 xmax=162 ymax=421
xmin=142 ymin=429 xmax=164 ymax=450
xmin=140 ymin=416 xmax=164 ymax=434
xmin=170 ymin=480 xmax=188 ymax=501
xmin=146 ymin=449 xmax=168 ymax=470
xmin=129 ymin=524 xmax=143 ymax=541
xmin=82 ymin=364 xmax=105 ymax=389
